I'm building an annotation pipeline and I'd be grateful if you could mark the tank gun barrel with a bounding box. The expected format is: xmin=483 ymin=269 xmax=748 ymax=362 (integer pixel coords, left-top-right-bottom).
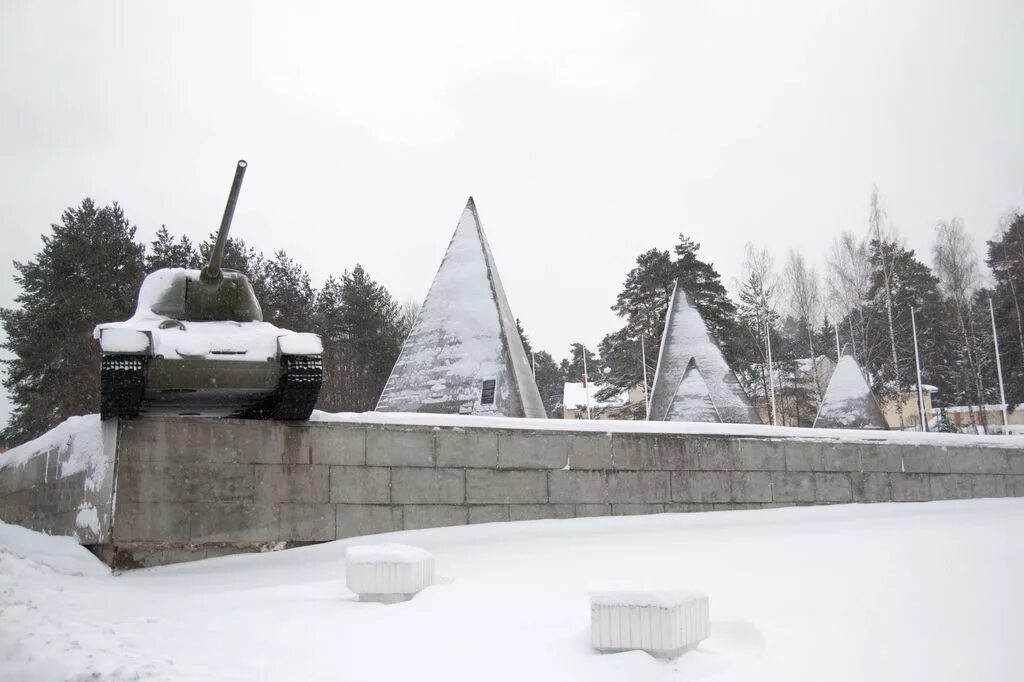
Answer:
xmin=202 ymin=159 xmax=247 ymax=281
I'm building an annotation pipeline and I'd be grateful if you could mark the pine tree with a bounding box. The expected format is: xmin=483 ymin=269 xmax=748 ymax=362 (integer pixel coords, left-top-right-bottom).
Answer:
xmin=1 ymin=200 xmax=145 ymax=443
xmin=530 ymin=350 xmax=564 ymax=417
xmin=145 ymin=226 xmax=201 ymax=271
xmin=260 ymin=250 xmax=316 ymax=332
xmin=986 ymin=213 xmax=1024 ymax=410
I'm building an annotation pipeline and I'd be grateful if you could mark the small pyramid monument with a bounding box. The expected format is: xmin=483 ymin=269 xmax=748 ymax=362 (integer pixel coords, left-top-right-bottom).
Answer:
xmin=376 ymin=198 xmax=546 ymax=418
xmin=648 ymin=282 xmax=760 ymax=423
xmin=813 ymin=345 xmax=887 ymax=429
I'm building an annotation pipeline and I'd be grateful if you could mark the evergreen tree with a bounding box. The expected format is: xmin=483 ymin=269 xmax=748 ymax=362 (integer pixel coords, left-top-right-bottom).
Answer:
xmin=1 ymin=200 xmax=145 ymax=443
xmin=531 ymin=350 xmax=564 ymax=418
xmin=145 ymin=226 xmax=201 ymax=271
xmin=986 ymin=213 xmax=1024 ymax=410
xmin=260 ymin=250 xmax=316 ymax=332
xmin=601 ymin=235 xmax=737 ymax=397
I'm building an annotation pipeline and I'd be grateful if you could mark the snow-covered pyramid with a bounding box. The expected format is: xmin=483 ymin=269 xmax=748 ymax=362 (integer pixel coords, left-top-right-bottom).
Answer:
xmin=813 ymin=345 xmax=887 ymax=429
xmin=376 ymin=198 xmax=546 ymax=418
xmin=648 ymin=283 xmax=761 ymax=423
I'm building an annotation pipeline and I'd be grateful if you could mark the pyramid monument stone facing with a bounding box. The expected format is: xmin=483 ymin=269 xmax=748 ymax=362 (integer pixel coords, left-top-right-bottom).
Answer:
xmin=376 ymin=198 xmax=546 ymax=418
xmin=648 ymin=282 xmax=761 ymax=423
xmin=813 ymin=345 xmax=888 ymax=429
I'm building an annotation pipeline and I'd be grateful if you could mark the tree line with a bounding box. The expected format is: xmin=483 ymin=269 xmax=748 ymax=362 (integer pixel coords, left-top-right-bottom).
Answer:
xmin=586 ymin=188 xmax=1023 ymax=431
xmin=3 ymin=189 xmax=1022 ymax=444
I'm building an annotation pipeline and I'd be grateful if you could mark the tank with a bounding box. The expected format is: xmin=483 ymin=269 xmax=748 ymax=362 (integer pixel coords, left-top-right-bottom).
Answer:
xmin=93 ymin=160 xmax=324 ymax=420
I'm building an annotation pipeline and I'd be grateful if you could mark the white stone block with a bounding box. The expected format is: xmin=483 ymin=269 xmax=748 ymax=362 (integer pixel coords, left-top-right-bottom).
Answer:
xmin=345 ymin=544 xmax=435 ymax=603
xmin=590 ymin=589 xmax=709 ymax=658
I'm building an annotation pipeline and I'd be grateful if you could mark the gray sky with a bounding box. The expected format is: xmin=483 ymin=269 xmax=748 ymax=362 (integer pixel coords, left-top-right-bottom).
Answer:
xmin=2 ymin=0 xmax=1022 ymax=426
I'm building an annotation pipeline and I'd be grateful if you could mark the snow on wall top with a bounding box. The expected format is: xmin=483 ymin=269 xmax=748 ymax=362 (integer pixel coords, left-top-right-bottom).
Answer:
xmin=813 ymin=347 xmax=888 ymax=429
xmin=648 ymin=283 xmax=761 ymax=423
xmin=376 ymin=198 xmax=546 ymax=418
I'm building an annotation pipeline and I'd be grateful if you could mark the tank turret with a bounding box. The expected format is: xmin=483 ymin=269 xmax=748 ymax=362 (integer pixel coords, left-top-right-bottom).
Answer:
xmin=93 ymin=160 xmax=324 ymax=421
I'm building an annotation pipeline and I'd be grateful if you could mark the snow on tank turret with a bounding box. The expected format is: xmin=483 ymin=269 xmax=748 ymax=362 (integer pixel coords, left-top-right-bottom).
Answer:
xmin=93 ymin=160 xmax=323 ymax=420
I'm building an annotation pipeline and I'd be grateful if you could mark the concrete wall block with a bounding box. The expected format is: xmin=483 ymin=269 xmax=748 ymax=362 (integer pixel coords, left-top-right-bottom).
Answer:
xmin=654 ymin=436 xmax=699 ymax=469
xmin=435 ymin=429 xmax=498 ymax=468
xmin=366 ymin=427 xmax=435 ymax=467
xmin=665 ymin=503 xmax=716 ymax=513
xmin=889 ymin=473 xmax=930 ymax=502
xmin=335 ymin=504 xmax=403 ymax=539
xmin=117 ymin=462 xmax=255 ymax=503
xmin=390 ymin=467 xmax=465 ymax=504
xmin=859 ymin=446 xmax=904 ymax=473
xmin=468 ymin=505 xmax=509 ymax=524
xmin=548 ymin=470 xmax=607 ymax=503
xmin=814 ymin=473 xmax=853 ymax=503
xmin=967 ymin=475 xmax=1006 ymax=498
xmin=929 ymin=474 xmax=972 ymax=501
xmin=189 ymin=502 xmax=280 ymax=542
xmin=819 ymin=443 xmax=864 ymax=472
xmin=114 ymin=502 xmax=190 ymax=542
xmin=209 ymin=420 xmax=287 ymax=464
xmin=611 ymin=434 xmax=662 ymax=470
xmin=508 ymin=504 xmax=575 ymax=521
xmin=688 ymin=438 xmax=737 ymax=470
xmin=569 ymin=433 xmax=613 ymax=470
xmin=730 ymin=472 xmax=773 ymax=503
xmin=734 ymin=441 xmax=786 ymax=471
xmin=330 ymin=466 xmax=391 ymax=504
xmin=851 ymin=473 xmax=892 ymax=502
xmin=280 ymin=503 xmax=335 ymax=542
xmin=497 ymin=432 xmax=569 ymax=469
xmin=713 ymin=503 xmax=763 ymax=511
xmin=309 ymin=425 xmax=366 ymax=466
xmin=611 ymin=503 xmax=665 ymax=516
xmin=254 ymin=465 xmax=329 ymax=503
xmin=575 ymin=503 xmax=612 ymax=517
xmin=1008 ymin=452 xmax=1024 ymax=475
xmin=1006 ymin=475 xmax=1024 ymax=497
xmin=948 ymin=448 xmax=1010 ymax=475
xmin=608 ymin=471 xmax=671 ymax=503
xmin=901 ymin=446 xmax=950 ymax=473
xmin=0 ymin=489 xmax=34 ymax=522
xmin=466 ymin=470 xmax=548 ymax=504
xmin=771 ymin=472 xmax=816 ymax=502
xmin=402 ymin=504 xmax=468 ymax=530
xmin=671 ymin=471 xmax=731 ymax=503
xmin=783 ymin=441 xmax=825 ymax=472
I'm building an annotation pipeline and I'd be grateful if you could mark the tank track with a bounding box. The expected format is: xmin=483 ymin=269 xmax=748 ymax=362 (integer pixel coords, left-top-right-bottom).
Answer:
xmin=240 ymin=354 xmax=323 ymax=421
xmin=100 ymin=354 xmax=148 ymax=419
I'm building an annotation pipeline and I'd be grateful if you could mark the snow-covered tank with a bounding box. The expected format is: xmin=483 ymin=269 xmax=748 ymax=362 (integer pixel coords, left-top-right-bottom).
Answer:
xmin=93 ymin=160 xmax=323 ymax=420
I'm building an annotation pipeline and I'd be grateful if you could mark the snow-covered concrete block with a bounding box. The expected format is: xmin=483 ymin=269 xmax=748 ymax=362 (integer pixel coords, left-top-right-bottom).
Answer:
xmin=590 ymin=589 xmax=709 ymax=658
xmin=345 ymin=544 xmax=435 ymax=603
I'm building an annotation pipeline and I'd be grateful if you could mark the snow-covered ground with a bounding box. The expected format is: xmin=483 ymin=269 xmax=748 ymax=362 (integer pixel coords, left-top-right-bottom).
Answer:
xmin=2 ymin=500 xmax=1021 ymax=681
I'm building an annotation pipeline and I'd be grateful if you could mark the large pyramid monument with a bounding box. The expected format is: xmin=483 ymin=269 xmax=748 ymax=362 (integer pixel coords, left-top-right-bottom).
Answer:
xmin=813 ymin=345 xmax=888 ymax=429
xmin=376 ymin=198 xmax=546 ymax=418
xmin=648 ymin=282 xmax=761 ymax=423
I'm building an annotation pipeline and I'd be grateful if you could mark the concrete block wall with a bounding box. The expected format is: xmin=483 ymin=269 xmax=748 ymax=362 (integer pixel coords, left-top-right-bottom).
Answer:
xmin=0 ymin=417 xmax=117 ymax=544
xmin=103 ymin=417 xmax=1024 ymax=566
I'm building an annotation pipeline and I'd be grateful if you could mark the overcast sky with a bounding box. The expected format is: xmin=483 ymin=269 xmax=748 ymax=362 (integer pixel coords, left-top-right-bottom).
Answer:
xmin=1 ymin=0 xmax=1022 ymax=427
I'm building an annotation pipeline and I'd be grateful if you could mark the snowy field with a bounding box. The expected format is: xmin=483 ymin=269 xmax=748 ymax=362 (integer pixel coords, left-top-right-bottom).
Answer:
xmin=1 ymin=499 xmax=1021 ymax=681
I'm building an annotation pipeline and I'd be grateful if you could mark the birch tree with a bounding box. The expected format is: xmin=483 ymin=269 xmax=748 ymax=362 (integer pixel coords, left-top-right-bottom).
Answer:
xmin=784 ymin=249 xmax=824 ymax=402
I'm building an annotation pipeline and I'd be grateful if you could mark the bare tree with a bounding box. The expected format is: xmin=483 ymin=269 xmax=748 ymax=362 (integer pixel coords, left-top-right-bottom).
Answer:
xmin=784 ymin=249 xmax=823 ymax=403
xmin=398 ymin=298 xmax=421 ymax=338
xmin=934 ymin=217 xmax=987 ymax=427
xmin=826 ymin=230 xmax=873 ymax=362
xmin=736 ymin=243 xmax=780 ymax=423
xmin=869 ymin=187 xmax=905 ymax=428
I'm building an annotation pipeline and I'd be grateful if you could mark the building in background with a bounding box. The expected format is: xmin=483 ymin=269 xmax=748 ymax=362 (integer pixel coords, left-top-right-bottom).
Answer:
xmin=562 ymin=382 xmax=647 ymax=420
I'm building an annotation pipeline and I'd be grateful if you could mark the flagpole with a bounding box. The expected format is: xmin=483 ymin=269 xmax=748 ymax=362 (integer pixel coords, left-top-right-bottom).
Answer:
xmin=989 ymin=298 xmax=1009 ymax=429
xmin=910 ymin=306 xmax=927 ymax=432
xmin=531 ymin=351 xmax=536 ymax=378
xmin=640 ymin=333 xmax=650 ymax=419
xmin=766 ymin=319 xmax=777 ymax=426
xmin=834 ymin=324 xmax=841 ymax=360
xmin=582 ymin=345 xmax=592 ymax=420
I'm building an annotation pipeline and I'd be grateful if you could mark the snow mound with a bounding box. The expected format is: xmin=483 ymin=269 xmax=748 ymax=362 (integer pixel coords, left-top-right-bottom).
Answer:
xmin=346 ymin=543 xmax=433 ymax=564
xmin=590 ymin=587 xmax=708 ymax=608
xmin=0 ymin=519 xmax=108 ymax=578
xmin=0 ymin=414 xmax=101 ymax=472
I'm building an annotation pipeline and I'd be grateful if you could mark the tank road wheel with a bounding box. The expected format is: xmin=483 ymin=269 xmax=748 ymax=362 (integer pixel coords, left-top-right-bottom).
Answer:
xmin=272 ymin=354 xmax=323 ymax=420
xmin=100 ymin=354 xmax=147 ymax=419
